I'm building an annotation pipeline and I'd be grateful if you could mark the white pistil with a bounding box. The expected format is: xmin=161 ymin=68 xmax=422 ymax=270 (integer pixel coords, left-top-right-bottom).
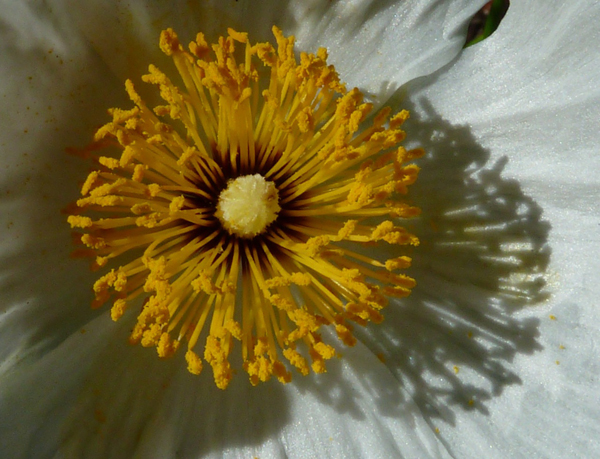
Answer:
xmin=215 ymin=174 xmax=281 ymax=238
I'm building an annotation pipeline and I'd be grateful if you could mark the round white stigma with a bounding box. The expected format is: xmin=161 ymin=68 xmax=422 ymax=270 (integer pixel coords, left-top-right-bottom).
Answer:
xmin=215 ymin=174 xmax=281 ymax=238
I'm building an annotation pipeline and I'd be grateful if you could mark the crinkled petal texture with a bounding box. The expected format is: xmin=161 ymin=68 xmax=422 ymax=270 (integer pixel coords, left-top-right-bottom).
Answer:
xmin=390 ymin=0 xmax=600 ymax=457
xmin=0 ymin=0 xmax=491 ymax=458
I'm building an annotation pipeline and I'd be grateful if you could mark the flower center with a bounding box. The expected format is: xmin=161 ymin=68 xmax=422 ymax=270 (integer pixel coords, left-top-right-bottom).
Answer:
xmin=216 ymin=174 xmax=280 ymax=238
xmin=67 ymin=26 xmax=424 ymax=390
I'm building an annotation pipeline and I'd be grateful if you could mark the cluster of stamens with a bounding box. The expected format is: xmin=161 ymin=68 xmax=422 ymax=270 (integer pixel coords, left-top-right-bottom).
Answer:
xmin=68 ymin=26 xmax=423 ymax=389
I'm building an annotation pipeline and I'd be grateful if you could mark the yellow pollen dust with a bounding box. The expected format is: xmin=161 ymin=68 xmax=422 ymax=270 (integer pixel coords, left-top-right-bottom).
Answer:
xmin=216 ymin=174 xmax=280 ymax=238
xmin=68 ymin=26 xmax=423 ymax=390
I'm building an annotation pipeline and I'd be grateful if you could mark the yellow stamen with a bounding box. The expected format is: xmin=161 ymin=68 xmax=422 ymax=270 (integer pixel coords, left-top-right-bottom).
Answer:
xmin=68 ymin=26 xmax=422 ymax=389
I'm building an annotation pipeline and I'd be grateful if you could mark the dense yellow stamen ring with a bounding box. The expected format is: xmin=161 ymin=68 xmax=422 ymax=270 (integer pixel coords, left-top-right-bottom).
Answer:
xmin=69 ymin=26 xmax=423 ymax=389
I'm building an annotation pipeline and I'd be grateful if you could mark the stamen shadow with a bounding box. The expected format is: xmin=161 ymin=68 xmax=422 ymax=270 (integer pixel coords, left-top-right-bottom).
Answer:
xmin=325 ymin=95 xmax=550 ymax=426
xmin=401 ymin=98 xmax=548 ymax=420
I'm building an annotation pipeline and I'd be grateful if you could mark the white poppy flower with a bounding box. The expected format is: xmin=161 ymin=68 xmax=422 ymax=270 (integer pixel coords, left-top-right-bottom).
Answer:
xmin=1 ymin=0 xmax=599 ymax=458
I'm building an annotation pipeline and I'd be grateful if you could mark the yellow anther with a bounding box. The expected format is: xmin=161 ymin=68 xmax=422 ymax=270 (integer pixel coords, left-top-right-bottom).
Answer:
xmin=268 ymin=294 xmax=295 ymax=312
xmin=169 ymin=195 xmax=185 ymax=214
xmin=373 ymin=106 xmax=392 ymax=127
xmin=348 ymin=182 xmax=374 ymax=206
xmin=287 ymin=309 xmax=320 ymax=343
xmin=146 ymin=183 xmax=161 ymax=197
xmin=99 ymin=156 xmax=120 ymax=169
xmin=159 ymin=28 xmax=182 ymax=56
xmin=303 ymin=235 xmax=331 ymax=257
xmin=382 ymin=285 xmax=413 ymax=298
xmin=204 ymin=335 xmax=233 ymax=390
xmin=136 ymin=213 xmax=164 ymax=228
xmin=94 ymin=256 xmax=108 ymax=269
xmin=157 ymin=333 xmax=179 ymax=358
xmin=297 ymin=106 xmax=314 ymax=133
xmin=81 ymin=171 xmax=100 ymax=195
xmin=389 ymin=109 xmax=410 ymax=129
xmin=385 ymin=256 xmax=412 ymax=271
xmin=177 ymin=147 xmax=196 ymax=167
xmin=335 ymin=324 xmax=357 ymax=346
xmin=132 ymin=164 xmax=146 ymax=182
xmin=313 ymin=342 xmax=336 ymax=360
xmin=273 ymin=361 xmax=292 ymax=384
xmin=227 ymin=28 xmax=248 ymax=43
xmin=254 ymin=43 xmax=277 ymax=66
xmin=119 ymin=146 xmax=136 ymax=167
xmin=265 ymin=272 xmax=311 ymax=289
xmin=185 ymin=350 xmax=203 ymax=375
xmin=335 ymin=88 xmax=363 ymax=120
xmin=309 ymin=343 xmax=333 ymax=374
xmin=224 ymin=320 xmax=243 ymax=340
xmin=111 ymin=299 xmax=126 ymax=321
xmin=189 ymin=32 xmax=210 ymax=59
xmin=82 ymin=234 xmax=106 ymax=249
xmin=67 ymin=215 xmax=93 ymax=229
xmin=191 ymin=270 xmax=218 ymax=295
xmin=283 ymin=348 xmax=310 ymax=375
xmin=109 ymin=106 xmax=140 ymax=124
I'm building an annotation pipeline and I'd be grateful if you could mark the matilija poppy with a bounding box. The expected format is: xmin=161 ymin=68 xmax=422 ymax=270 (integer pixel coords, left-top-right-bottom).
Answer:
xmin=0 ymin=1 xmax=599 ymax=458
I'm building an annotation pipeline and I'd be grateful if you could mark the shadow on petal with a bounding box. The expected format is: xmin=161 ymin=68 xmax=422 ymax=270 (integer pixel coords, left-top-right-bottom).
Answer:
xmin=0 ymin=313 xmax=290 ymax=458
xmin=0 ymin=29 xmax=126 ymax=369
xmin=54 ymin=319 xmax=291 ymax=458
xmin=350 ymin=97 xmax=551 ymax=425
xmin=292 ymin=336 xmax=409 ymax=422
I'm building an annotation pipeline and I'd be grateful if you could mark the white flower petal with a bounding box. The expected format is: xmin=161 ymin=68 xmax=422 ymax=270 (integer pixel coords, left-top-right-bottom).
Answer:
xmin=138 ymin=338 xmax=450 ymax=458
xmin=11 ymin=2 xmax=593 ymax=458
xmin=291 ymin=0 xmax=488 ymax=104
xmin=0 ymin=2 xmax=128 ymax=369
xmin=0 ymin=317 xmax=448 ymax=458
xmin=392 ymin=0 xmax=600 ymax=456
xmin=0 ymin=316 xmax=121 ymax=457
xmin=59 ymin=0 xmax=487 ymax=105
xmin=407 ymin=0 xmax=600 ymax=184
